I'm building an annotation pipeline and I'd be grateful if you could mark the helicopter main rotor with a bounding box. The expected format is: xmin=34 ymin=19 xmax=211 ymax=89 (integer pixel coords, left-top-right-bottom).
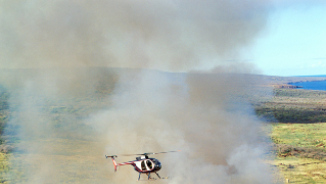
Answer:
xmin=119 ymin=150 xmax=181 ymax=157
xmin=105 ymin=150 xmax=181 ymax=159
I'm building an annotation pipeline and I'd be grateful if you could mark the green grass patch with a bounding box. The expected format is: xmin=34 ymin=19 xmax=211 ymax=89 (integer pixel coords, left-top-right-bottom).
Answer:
xmin=275 ymin=157 xmax=326 ymax=184
xmin=273 ymin=123 xmax=326 ymax=183
xmin=272 ymin=123 xmax=326 ymax=148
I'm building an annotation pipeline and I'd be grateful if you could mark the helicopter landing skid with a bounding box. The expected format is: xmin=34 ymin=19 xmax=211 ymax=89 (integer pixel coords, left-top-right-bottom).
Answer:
xmin=137 ymin=179 xmax=156 ymax=182
xmin=137 ymin=177 xmax=168 ymax=182
xmin=137 ymin=172 xmax=168 ymax=181
xmin=137 ymin=174 xmax=168 ymax=181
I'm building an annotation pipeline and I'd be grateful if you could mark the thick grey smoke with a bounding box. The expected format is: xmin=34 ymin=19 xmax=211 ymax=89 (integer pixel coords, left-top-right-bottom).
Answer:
xmin=0 ymin=0 xmax=290 ymax=183
xmin=0 ymin=0 xmax=272 ymax=71
xmin=86 ymin=70 xmax=273 ymax=183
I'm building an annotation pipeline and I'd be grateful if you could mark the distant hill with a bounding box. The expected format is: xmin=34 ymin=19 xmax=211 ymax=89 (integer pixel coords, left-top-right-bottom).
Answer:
xmin=294 ymin=75 xmax=326 ymax=77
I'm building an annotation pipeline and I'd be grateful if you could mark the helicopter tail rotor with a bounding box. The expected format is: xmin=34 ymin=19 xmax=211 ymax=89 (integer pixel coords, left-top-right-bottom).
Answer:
xmin=105 ymin=155 xmax=118 ymax=171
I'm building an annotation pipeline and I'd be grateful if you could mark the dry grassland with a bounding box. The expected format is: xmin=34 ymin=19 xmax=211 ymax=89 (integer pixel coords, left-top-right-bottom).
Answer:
xmin=266 ymin=87 xmax=326 ymax=183
xmin=0 ymin=74 xmax=326 ymax=183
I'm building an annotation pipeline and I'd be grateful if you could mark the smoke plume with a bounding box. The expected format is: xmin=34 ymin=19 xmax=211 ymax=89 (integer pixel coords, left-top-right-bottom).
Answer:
xmin=0 ymin=0 xmax=272 ymax=71
xmin=0 ymin=0 xmax=287 ymax=183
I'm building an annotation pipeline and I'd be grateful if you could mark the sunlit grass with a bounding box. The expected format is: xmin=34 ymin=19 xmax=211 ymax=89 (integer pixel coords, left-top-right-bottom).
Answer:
xmin=272 ymin=123 xmax=326 ymax=183
xmin=272 ymin=123 xmax=326 ymax=148
xmin=268 ymin=88 xmax=326 ymax=183
xmin=275 ymin=157 xmax=326 ymax=184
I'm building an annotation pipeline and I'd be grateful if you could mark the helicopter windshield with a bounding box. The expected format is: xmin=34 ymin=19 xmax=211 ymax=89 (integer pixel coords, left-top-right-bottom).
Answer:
xmin=141 ymin=161 xmax=146 ymax=171
xmin=151 ymin=158 xmax=162 ymax=170
xmin=151 ymin=158 xmax=159 ymax=164
xmin=146 ymin=160 xmax=153 ymax=169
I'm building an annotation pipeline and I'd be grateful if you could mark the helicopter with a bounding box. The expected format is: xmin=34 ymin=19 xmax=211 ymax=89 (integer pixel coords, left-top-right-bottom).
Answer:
xmin=105 ymin=150 xmax=180 ymax=181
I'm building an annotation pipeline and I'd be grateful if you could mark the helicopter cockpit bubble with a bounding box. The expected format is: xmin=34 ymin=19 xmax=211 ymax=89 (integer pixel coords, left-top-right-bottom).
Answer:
xmin=152 ymin=158 xmax=162 ymax=170
xmin=141 ymin=161 xmax=146 ymax=171
xmin=146 ymin=160 xmax=153 ymax=169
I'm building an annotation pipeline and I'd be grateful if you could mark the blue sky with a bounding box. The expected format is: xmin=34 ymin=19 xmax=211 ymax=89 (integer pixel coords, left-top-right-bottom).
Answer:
xmin=250 ymin=3 xmax=326 ymax=76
